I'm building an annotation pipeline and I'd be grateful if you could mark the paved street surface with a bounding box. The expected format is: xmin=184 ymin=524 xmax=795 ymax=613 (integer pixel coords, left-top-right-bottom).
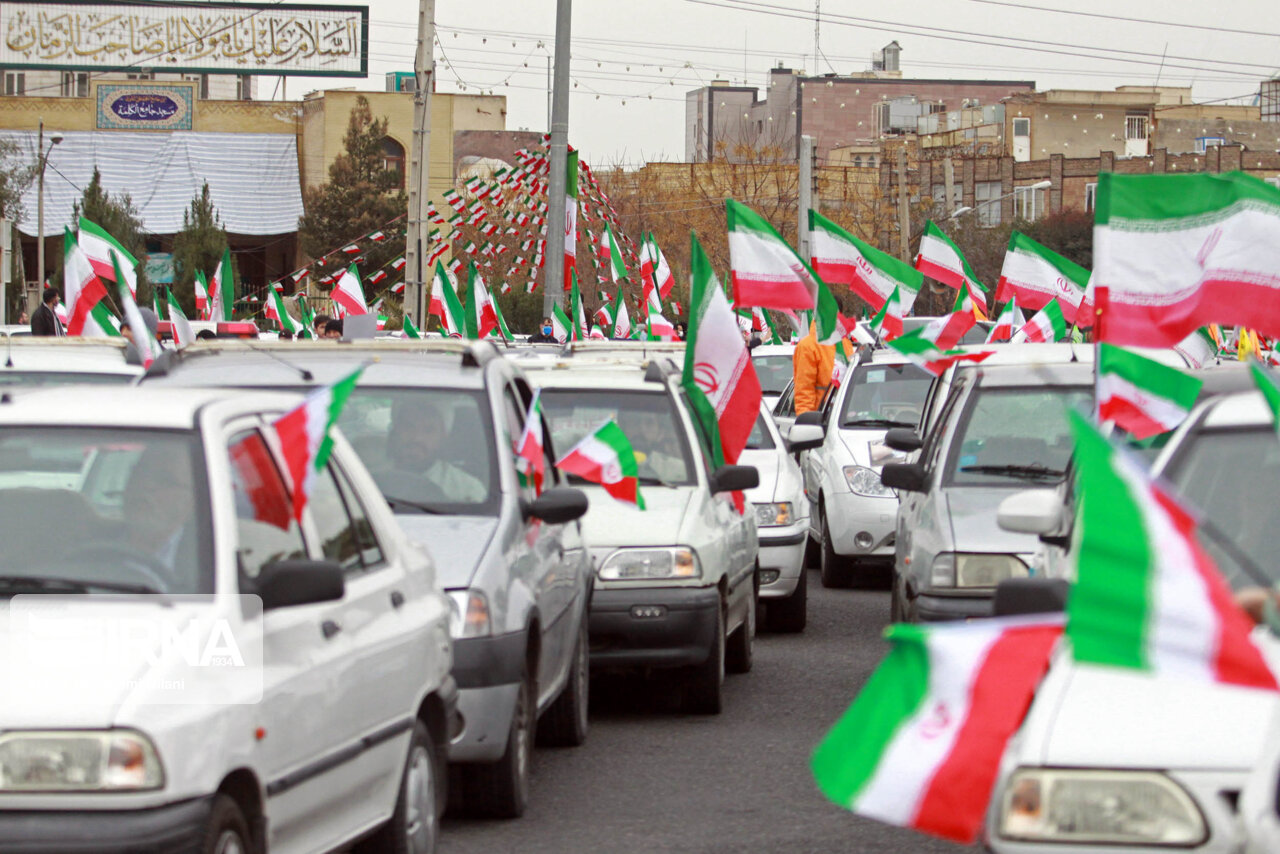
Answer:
xmin=443 ymin=572 xmax=973 ymax=853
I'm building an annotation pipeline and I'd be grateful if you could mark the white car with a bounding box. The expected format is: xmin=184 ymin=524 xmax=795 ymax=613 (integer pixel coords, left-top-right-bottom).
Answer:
xmin=520 ymin=346 xmax=760 ymax=714
xmin=751 ymin=343 xmax=795 ymax=410
xmin=0 ymin=338 xmax=142 ymax=386
xmin=0 ymin=387 xmax=455 ymax=854
xmin=987 ymin=389 xmax=1280 ymax=854
xmin=741 ymin=404 xmax=823 ymax=632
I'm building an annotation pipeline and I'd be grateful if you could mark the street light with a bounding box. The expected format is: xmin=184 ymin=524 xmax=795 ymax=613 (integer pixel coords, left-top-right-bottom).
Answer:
xmin=36 ymin=120 xmax=63 ymax=292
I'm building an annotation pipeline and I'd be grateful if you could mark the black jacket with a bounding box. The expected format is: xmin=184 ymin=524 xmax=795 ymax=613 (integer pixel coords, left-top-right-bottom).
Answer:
xmin=30 ymin=303 xmax=62 ymax=336
xmin=527 ymin=331 xmax=559 ymax=344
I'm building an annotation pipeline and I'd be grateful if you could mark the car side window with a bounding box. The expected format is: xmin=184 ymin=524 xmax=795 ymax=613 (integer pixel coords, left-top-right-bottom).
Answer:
xmin=227 ymin=429 xmax=307 ymax=580
xmin=775 ymin=383 xmax=795 ymax=418
xmin=309 ymin=461 xmax=386 ymax=572
xmin=677 ymin=389 xmax=716 ymax=477
xmin=923 ymin=384 xmax=967 ymax=473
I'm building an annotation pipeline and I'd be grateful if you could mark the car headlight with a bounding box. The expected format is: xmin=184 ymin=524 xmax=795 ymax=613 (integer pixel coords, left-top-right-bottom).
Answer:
xmin=0 ymin=730 xmax=163 ymax=792
xmin=446 ymin=589 xmax=492 ymax=639
xmin=844 ymin=465 xmax=894 ymax=498
xmin=930 ymin=553 xmax=1029 ymax=588
xmin=598 ymin=547 xmax=700 ymax=580
xmin=752 ymin=502 xmax=793 ymax=527
xmin=999 ymin=768 xmax=1207 ymax=846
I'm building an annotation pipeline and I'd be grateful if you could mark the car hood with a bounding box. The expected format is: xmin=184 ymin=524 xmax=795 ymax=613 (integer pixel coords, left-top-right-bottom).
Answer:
xmin=396 ymin=515 xmax=498 ymax=590
xmin=838 ymin=427 xmax=893 ymax=468
xmin=1030 ymin=660 xmax=1279 ymax=770
xmin=740 ymin=448 xmax=781 ymax=504
xmin=579 ymin=485 xmax=692 ymax=548
xmin=943 ymin=487 xmax=1041 ymax=557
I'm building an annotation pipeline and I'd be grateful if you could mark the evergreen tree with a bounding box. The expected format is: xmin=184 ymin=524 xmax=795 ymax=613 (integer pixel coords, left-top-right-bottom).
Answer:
xmin=171 ymin=182 xmax=233 ymax=317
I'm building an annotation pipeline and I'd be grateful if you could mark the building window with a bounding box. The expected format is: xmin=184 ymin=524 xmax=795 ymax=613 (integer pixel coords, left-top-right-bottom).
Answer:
xmin=853 ymin=155 xmax=863 ymax=168
xmin=236 ymin=75 xmax=252 ymax=100
xmin=3 ymin=70 xmax=25 ymax=96
xmin=60 ymin=71 xmax=88 ymax=98
xmin=1194 ymin=137 xmax=1226 ymax=154
xmin=1013 ymin=117 xmax=1030 ymax=138
xmin=1125 ymin=114 xmax=1149 ymax=141
xmin=184 ymin=74 xmax=209 ymax=99
xmin=382 ymin=137 xmax=405 ymax=188
xmin=975 ymin=181 xmax=1002 ymax=227
xmin=1014 ymin=185 xmax=1045 ymax=222
xmin=1084 ymin=182 xmax=1098 ymax=212
xmin=125 ymin=71 xmax=155 ymax=81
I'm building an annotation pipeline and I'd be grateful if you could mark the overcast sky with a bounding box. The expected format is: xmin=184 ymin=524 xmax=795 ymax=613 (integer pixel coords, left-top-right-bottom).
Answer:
xmin=278 ymin=0 xmax=1280 ymax=165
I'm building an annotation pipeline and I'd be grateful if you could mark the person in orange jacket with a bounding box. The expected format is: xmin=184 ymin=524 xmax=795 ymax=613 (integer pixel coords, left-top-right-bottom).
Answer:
xmin=793 ymin=323 xmax=851 ymax=415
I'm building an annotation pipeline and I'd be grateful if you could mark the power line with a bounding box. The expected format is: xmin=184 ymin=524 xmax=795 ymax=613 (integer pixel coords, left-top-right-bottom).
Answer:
xmin=956 ymin=0 xmax=1280 ymax=40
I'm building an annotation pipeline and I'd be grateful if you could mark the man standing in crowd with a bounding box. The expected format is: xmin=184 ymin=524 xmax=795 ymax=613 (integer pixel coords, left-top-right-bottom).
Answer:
xmin=31 ymin=288 xmax=63 ymax=336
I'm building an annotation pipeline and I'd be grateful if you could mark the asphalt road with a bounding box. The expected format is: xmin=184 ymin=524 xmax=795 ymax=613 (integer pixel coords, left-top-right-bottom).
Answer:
xmin=442 ymin=571 xmax=975 ymax=854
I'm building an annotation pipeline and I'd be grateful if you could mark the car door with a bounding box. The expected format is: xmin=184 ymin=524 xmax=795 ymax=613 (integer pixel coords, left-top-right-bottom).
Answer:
xmin=898 ymin=383 xmax=968 ymax=592
xmin=223 ymin=425 xmax=359 ymax=852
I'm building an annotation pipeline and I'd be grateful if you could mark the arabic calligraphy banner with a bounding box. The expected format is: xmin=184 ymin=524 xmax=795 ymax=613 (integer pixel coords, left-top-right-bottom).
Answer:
xmin=2 ymin=2 xmax=368 ymax=76
xmin=97 ymin=82 xmax=193 ymax=130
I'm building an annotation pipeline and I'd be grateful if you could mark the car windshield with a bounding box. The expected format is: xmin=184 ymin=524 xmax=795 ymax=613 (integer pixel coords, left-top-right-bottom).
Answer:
xmin=744 ymin=413 xmax=775 ymax=450
xmin=540 ymin=389 xmax=696 ymax=486
xmin=1162 ymin=426 xmax=1280 ymax=589
xmin=336 ymin=388 xmax=499 ymax=516
xmin=839 ymin=362 xmax=933 ymax=429
xmin=753 ymin=354 xmax=793 ymax=395
xmin=0 ymin=428 xmax=212 ymax=595
xmin=0 ymin=371 xmax=134 ymax=386
xmin=946 ymin=386 xmax=1093 ymax=486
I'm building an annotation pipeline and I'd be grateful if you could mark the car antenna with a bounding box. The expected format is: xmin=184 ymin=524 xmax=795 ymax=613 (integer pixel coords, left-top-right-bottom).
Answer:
xmin=245 ymin=341 xmax=314 ymax=381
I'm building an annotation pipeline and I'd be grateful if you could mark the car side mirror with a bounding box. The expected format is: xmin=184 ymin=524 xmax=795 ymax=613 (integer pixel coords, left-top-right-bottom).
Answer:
xmin=254 ymin=559 xmax=345 ymax=611
xmin=522 ymin=487 xmax=588 ymax=524
xmin=993 ymin=577 xmax=1069 ymax=617
xmin=710 ymin=464 xmax=759 ymax=494
xmin=786 ymin=422 xmax=825 ymax=453
xmin=997 ymin=489 xmax=1063 ymax=535
xmin=794 ymin=410 xmax=823 ymax=427
xmin=879 ymin=462 xmax=926 ymax=493
xmin=883 ymin=427 xmax=923 ymax=452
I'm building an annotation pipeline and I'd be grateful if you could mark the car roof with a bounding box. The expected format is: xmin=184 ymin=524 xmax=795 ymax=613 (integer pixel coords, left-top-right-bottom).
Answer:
xmin=751 ymin=344 xmax=795 ymax=357
xmin=518 ymin=346 xmax=682 ymax=391
xmin=961 ymin=358 xmax=1096 ymax=387
xmin=1191 ymin=362 xmax=1258 ymax=400
xmin=0 ymin=386 xmax=295 ymax=430
xmin=142 ymin=339 xmax=499 ymax=390
xmin=954 ymin=342 xmax=1093 ymax=366
xmin=1200 ymin=390 xmax=1271 ymax=429
xmin=0 ymin=337 xmax=141 ymax=375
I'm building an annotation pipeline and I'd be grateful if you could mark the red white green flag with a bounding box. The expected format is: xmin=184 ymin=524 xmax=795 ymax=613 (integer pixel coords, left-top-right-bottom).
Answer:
xmin=514 ymin=390 xmax=546 ymax=495
xmin=726 ymin=200 xmax=842 ymax=343
xmin=1066 ymin=412 xmax=1277 ymax=690
xmin=1010 ymin=298 xmax=1067 ymax=343
xmin=869 ymin=284 xmax=904 ymax=340
xmin=607 ymin=285 xmax=632 ymax=339
xmin=193 ymin=271 xmax=209 ymax=320
xmin=401 ymin=313 xmax=422 ymax=340
xmin=209 ymin=247 xmax=234 ymax=322
xmin=571 ymin=272 xmax=587 ymax=341
xmin=62 ymin=227 xmax=118 ymax=338
xmin=1097 ymin=344 xmax=1203 ymax=440
xmin=561 ymin=149 xmax=580 ymax=291
xmin=555 ymin=418 xmax=645 ymax=509
xmin=166 ymin=287 xmax=195 ymax=348
xmin=1174 ymin=327 xmax=1219 ymax=369
xmin=985 ymin=297 xmax=1023 ymax=343
xmin=428 ymin=261 xmax=465 ymax=336
xmin=647 ymin=311 xmax=676 ymax=341
xmin=887 ymin=330 xmax=994 ymax=376
xmin=464 ymin=263 xmax=499 ymax=340
xmin=809 ymin=210 xmax=921 ymax=315
xmin=996 ymin=231 xmax=1090 ymax=327
xmin=266 ymin=285 xmax=299 ymax=335
xmin=550 ymin=303 xmax=572 ymax=343
xmin=915 ymin=221 xmax=984 ymax=297
xmin=915 ymin=287 xmax=977 ymax=350
xmin=331 ymin=263 xmax=369 ymax=317
xmin=273 ymin=368 xmax=364 ymax=522
xmin=78 ymin=217 xmax=138 ymax=296
xmin=599 ymin=222 xmax=628 ymax=282
xmin=112 ymin=252 xmax=163 ymax=368
xmin=1093 ymin=172 xmax=1280 ymax=346
xmin=685 ymin=233 xmax=763 ymax=465
xmin=812 ymin=617 xmax=1064 ymax=844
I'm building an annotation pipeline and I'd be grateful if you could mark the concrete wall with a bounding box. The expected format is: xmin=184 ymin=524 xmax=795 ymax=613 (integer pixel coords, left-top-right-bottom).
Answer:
xmin=0 ymin=92 xmax=297 ymax=133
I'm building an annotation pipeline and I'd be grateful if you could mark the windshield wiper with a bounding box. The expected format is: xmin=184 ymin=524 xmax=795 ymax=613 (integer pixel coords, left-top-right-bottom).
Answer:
xmin=383 ymin=495 xmax=447 ymax=515
xmin=0 ymin=575 xmax=162 ymax=595
xmin=959 ymin=464 xmax=1064 ymax=481
xmin=843 ymin=418 xmax=914 ymax=428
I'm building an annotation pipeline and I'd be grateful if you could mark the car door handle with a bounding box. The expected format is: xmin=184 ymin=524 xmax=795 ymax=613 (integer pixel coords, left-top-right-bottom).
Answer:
xmin=321 ymin=620 xmax=342 ymax=640
xmin=390 ymin=590 xmax=405 ymax=609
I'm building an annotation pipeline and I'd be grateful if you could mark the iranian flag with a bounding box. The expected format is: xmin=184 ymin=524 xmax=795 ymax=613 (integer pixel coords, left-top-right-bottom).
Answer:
xmin=112 ymin=252 xmax=163 ymax=368
xmin=428 ymin=261 xmax=465 ymax=336
xmin=647 ymin=311 xmax=676 ymax=341
xmin=608 ymin=286 xmax=632 ymax=339
xmin=62 ymin=227 xmax=118 ymax=338
xmin=915 ymin=287 xmax=977 ymax=350
xmin=331 ymin=264 xmax=369 ymax=316
xmin=888 ymin=331 xmax=995 ymax=376
xmin=996 ymin=231 xmax=1090 ymax=326
xmin=684 ymin=234 xmax=763 ymax=465
xmin=1066 ymin=412 xmax=1277 ymax=690
xmin=1010 ymin=298 xmax=1067 ymax=343
xmin=810 ymin=210 xmax=921 ymax=315
xmin=599 ymin=223 xmax=628 ymax=282
xmin=491 ymin=294 xmax=514 ymax=342
xmin=78 ymin=217 xmax=138 ymax=296
xmin=1093 ymin=172 xmax=1280 ymax=346
xmin=726 ymin=200 xmax=842 ymax=343
xmin=571 ymin=272 xmax=587 ymax=341
xmin=555 ymin=418 xmax=645 ymax=509
xmin=266 ymin=285 xmax=299 ymax=335
xmin=401 ymin=314 xmax=422 ymax=339
xmin=550 ymin=303 xmax=572 ymax=343
xmin=209 ymin=247 xmax=235 ymax=322
xmin=464 ymin=263 xmax=499 ymax=340
xmin=1097 ymin=344 xmax=1203 ymax=440
xmin=639 ymin=232 xmax=676 ymax=310
xmin=1174 ymin=327 xmax=1221 ymax=369
xmin=193 ymin=272 xmax=209 ymax=320
xmin=986 ymin=297 xmax=1023 ymax=343
xmin=514 ymin=390 xmax=546 ymax=495
xmin=869 ymin=284 xmax=904 ymax=340
xmin=915 ymin=221 xmax=984 ymax=296
xmin=562 ymin=149 xmax=580 ymax=291
xmin=811 ymin=617 xmax=1064 ymax=844
xmin=166 ymin=287 xmax=195 ymax=348
xmin=272 ymin=368 xmax=364 ymax=522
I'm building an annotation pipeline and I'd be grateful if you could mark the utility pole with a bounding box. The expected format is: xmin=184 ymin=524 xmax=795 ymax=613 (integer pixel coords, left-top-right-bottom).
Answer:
xmin=943 ymin=157 xmax=956 ymax=217
xmin=896 ymin=146 xmax=910 ymax=261
xmin=797 ymin=134 xmax=814 ymax=261
xmin=1 ymin=218 xmax=11 ymax=325
xmin=36 ymin=120 xmax=45 ymax=292
xmin=542 ymin=0 xmax=572 ymax=316
xmin=404 ymin=0 xmax=434 ymax=326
